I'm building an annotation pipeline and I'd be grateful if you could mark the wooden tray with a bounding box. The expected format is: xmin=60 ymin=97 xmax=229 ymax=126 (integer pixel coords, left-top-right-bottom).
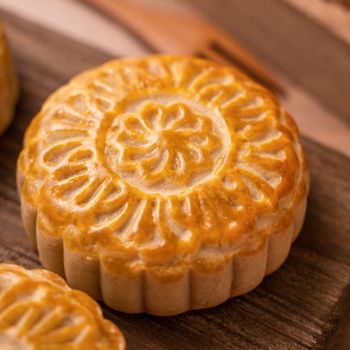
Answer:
xmin=0 ymin=10 xmax=349 ymax=350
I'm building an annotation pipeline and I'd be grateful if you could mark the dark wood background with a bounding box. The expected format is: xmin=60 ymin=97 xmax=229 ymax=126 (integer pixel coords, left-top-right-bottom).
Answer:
xmin=189 ymin=0 xmax=350 ymax=125
xmin=0 ymin=1 xmax=350 ymax=349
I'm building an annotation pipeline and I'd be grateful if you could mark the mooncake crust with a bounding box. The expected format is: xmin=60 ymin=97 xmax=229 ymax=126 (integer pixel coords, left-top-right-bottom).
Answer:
xmin=0 ymin=263 xmax=125 ymax=349
xmin=17 ymin=55 xmax=309 ymax=315
xmin=0 ymin=23 xmax=18 ymax=136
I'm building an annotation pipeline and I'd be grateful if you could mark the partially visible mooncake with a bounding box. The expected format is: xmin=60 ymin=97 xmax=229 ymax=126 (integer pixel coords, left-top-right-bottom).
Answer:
xmin=17 ymin=55 xmax=309 ymax=316
xmin=0 ymin=23 xmax=18 ymax=136
xmin=0 ymin=264 xmax=125 ymax=349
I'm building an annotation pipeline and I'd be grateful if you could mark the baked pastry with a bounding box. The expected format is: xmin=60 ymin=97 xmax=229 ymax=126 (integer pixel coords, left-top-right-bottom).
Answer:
xmin=0 ymin=263 xmax=125 ymax=349
xmin=0 ymin=23 xmax=18 ymax=136
xmin=17 ymin=55 xmax=309 ymax=316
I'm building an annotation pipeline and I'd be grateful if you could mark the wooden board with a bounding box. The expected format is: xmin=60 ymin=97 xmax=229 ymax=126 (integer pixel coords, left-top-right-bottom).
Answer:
xmin=0 ymin=9 xmax=350 ymax=350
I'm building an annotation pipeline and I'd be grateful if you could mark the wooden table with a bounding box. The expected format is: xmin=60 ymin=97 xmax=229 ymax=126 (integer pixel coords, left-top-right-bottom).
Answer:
xmin=0 ymin=1 xmax=349 ymax=349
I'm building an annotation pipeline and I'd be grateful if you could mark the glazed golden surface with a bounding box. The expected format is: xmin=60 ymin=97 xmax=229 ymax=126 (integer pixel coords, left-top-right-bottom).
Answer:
xmin=18 ymin=56 xmax=307 ymax=275
xmin=0 ymin=264 xmax=125 ymax=349
xmin=0 ymin=23 xmax=18 ymax=136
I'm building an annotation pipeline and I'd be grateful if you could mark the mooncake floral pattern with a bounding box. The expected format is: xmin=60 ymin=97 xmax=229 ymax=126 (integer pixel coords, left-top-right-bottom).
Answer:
xmin=18 ymin=56 xmax=306 ymax=267
xmin=106 ymin=101 xmax=223 ymax=189
xmin=0 ymin=264 xmax=124 ymax=349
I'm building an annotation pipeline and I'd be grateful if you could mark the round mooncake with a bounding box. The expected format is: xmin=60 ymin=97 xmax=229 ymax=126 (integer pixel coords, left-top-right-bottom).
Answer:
xmin=0 ymin=264 xmax=125 ymax=349
xmin=17 ymin=56 xmax=309 ymax=316
xmin=0 ymin=23 xmax=18 ymax=136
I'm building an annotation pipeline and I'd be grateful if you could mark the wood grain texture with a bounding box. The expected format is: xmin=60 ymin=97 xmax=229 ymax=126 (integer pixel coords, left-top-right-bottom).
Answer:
xmin=0 ymin=10 xmax=350 ymax=350
xmin=284 ymin=0 xmax=350 ymax=45
xmin=188 ymin=0 xmax=350 ymax=126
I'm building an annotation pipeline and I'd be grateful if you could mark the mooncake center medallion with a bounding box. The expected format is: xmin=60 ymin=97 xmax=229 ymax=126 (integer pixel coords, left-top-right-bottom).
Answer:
xmin=104 ymin=95 xmax=230 ymax=194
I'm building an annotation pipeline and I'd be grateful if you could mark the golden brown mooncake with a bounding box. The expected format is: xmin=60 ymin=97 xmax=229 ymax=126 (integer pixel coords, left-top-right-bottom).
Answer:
xmin=0 ymin=264 xmax=125 ymax=349
xmin=17 ymin=55 xmax=309 ymax=316
xmin=0 ymin=23 xmax=18 ymax=136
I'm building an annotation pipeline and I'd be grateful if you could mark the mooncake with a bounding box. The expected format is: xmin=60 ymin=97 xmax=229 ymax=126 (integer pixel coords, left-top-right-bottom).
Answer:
xmin=0 ymin=263 xmax=125 ymax=349
xmin=0 ymin=23 xmax=18 ymax=136
xmin=17 ymin=56 xmax=309 ymax=315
